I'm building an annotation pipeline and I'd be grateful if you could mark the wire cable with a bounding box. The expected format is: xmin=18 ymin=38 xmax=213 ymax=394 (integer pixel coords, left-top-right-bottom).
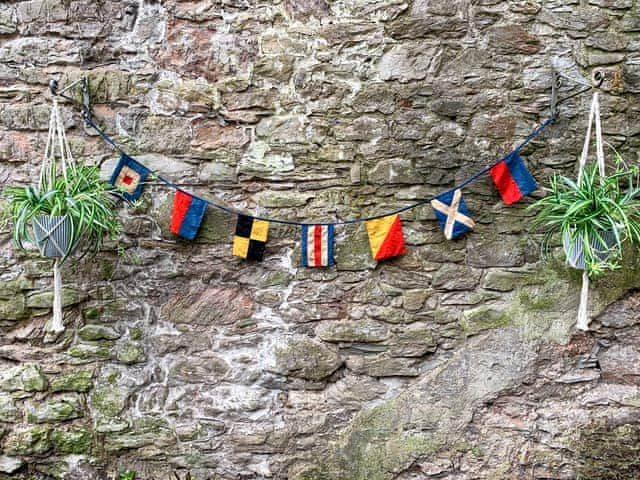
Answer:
xmin=82 ymin=112 xmax=558 ymax=226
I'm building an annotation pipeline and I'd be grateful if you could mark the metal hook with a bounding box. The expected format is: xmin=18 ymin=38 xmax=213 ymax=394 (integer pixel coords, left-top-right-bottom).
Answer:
xmin=550 ymin=67 xmax=605 ymax=117
xmin=591 ymin=69 xmax=605 ymax=88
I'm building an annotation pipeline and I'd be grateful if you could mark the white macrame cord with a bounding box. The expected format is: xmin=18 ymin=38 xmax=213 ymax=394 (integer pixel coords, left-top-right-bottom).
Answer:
xmin=39 ymin=99 xmax=76 ymax=334
xmin=575 ymin=92 xmax=606 ymax=331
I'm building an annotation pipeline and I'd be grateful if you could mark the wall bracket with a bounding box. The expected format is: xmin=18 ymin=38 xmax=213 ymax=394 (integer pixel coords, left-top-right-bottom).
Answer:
xmin=49 ymin=76 xmax=93 ymax=124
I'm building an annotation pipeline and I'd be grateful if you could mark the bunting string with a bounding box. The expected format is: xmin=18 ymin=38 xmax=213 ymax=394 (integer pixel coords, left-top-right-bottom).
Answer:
xmin=85 ymin=113 xmax=557 ymax=227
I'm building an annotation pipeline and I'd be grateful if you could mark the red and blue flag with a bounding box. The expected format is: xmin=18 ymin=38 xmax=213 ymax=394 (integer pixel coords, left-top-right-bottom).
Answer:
xmin=170 ymin=190 xmax=207 ymax=240
xmin=490 ymin=151 xmax=537 ymax=205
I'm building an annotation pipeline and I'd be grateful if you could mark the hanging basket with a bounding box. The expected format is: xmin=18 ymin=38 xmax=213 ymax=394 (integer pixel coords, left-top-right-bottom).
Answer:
xmin=562 ymin=229 xmax=617 ymax=271
xmin=32 ymin=215 xmax=75 ymax=258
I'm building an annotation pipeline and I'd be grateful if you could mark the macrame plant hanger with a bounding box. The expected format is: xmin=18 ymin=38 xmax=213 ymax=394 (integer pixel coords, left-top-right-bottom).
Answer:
xmin=575 ymin=89 xmax=606 ymax=331
xmin=38 ymin=98 xmax=76 ymax=333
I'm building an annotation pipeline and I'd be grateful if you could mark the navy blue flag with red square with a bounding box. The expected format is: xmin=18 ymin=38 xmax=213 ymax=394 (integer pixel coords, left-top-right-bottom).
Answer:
xmin=109 ymin=153 xmax=150 ymax=201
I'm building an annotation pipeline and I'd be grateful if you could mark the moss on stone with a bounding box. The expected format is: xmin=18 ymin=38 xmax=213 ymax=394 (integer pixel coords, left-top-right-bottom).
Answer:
xmin=115 ymin=342 xmax=145 ymax=364
xmin=51 ymin=428 xmax=92 ymax=454
xmin=518 ymin=291 xmax=555 ymax=311
xmin=77 ymin=325 xmax=120 ymax=341
xmin=90 ymin=385 xmax=128 ymax=418
xmin=101 ymin=260 xmax=115 ymax=280
xmin=26 ymin=397 xmax=83 ymax=423
xmin=50 ymin=370 xmax=94 ymax=393
xmin=26 ymin=288 xmax=86 ymax=309
xmin=510 ymin=251 xmax=640 ymax=343
xmin=83 ymin=307 xmax=101 ymax=320
xmin=258 ymin=271 xmax=293 ymax=288
xmin=0 ymin=393 xmax=18 ymax=422
xmin=460 ymin=307 xmax=511 ymax=336
xmin=0 ymin=295 xmax=27 ymax=321
xmin=4 ymin=426 xmax=51 ymax=455
xmin=311 ymin=396 xmax=442 ymax=480
xmin=68 ymin=345 xmax=112 ymax=361
xmin=129 ymin=327 xmax=143 ymax=341
xmin=452 ymin=440 xmax=483 ymax=457
xmin=0 ymin=363 xmax=48 ymax=392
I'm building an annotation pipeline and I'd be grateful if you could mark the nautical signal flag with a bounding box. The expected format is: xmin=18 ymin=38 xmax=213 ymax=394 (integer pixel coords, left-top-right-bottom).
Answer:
xmin=301 ymin=224 xmax=335 ymax=267
xmin=365 ymin=214 xmax=406 ymax=261
xmin=170 ymin=190 xmax=207 ymax=240
xmin=431 ymin=189 xmax=475 ymax=240
xmin=490 ymin=151 xmax=538 ymax=205
xmin=233 ymin=215 xmax=269 ymax=261
xmin=109 ymin=153 xmax=150 ymax=202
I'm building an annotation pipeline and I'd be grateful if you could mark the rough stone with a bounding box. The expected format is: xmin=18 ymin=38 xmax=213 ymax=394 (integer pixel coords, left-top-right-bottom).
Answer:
xmin=345 ymin=354 xmax=420 ymax=377
xmin=599 ymin=345 xmax=640 ymax=376
xmin=4 ymin=425 xmax=51 ymax=456
xmin=26 ymin=288 xmax=86 ymax=309
xmin=77 ymin=325 xmax=121 ymax=342
xmin=90 ymin=385 xmax=129 ymax=418
xmin=367 ymin=158 xmax=419 ymax=185
xmin=26 ymin=397 xmax=83 ymax=423
xmin=51 ymin=428 xmax=92 ymax=454
xmin=50 ymin=370 xmax=94 ymax=393
xmin=467 ymin=235 xmax=527 ymax=268
xmin=301 ymin=329 xmax=537 ymax=479
xmin=103 ymin=416 xmax=175 ymax=452
xmin=0 ymin=456 xmax=23 ymax=474
xmin=0 ymin=394 xmax=18 ymax=423
xmin=389 ymin=323 xmax=437 ymax=357
xmin=334 ymin=224 xmax=378 ymax=271
xmin=267 ymin=335 xmax=343 ymax=381
xmin=115 ymin=342 xmax=145 ymax=364
xmin=168 ymin=357 xmax=229 ymax=385
xmin=0 ymin=8 xmax=17 ymax=35
xmin=460 ymin=307 xmax=511 ymax=336
xmin=597 ymin=293 xmax=640 ymax=328
xmin=0 ymin=296 xmax=27 ymax=321
xmin=486 ymin=25 xmax=542 ymax=55
xmin=1 ymin=1 xmax=640 ymax=478
xmin=68 ymin=344 xmax=112 ymax=361
xmin=316 ymin=319 xmax=390 ymax=343
xmin=378 ymin=43 xmax=443 ymax=82
xmin=0 ymin=364 xmax=48 ymax=392
xmin=161 ymin=286 xmax=254 ymax=326
xmin=335 ymin=116 xmax=388 ymax=141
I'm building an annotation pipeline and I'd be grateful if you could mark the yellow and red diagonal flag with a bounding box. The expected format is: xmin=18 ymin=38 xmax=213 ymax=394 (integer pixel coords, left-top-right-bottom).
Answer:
xmin=365 ymin=214 xmax=406 ymax=261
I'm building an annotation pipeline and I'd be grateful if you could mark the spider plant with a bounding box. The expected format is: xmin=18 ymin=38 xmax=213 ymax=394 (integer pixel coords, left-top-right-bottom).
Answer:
xmin=529 ymin=157 xmax=640 ymax=277
xmin=2 ymin=163 xmax=122 ymax=261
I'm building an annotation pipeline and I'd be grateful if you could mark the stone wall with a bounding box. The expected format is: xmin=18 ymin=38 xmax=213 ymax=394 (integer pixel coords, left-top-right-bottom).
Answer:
xmin=1 ymin=0 xmax=640 ymax=479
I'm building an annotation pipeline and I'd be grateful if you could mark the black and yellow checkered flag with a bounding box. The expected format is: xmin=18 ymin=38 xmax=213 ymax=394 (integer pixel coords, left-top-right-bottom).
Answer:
xmin=233 ymin=215 xmax=269 ymax=261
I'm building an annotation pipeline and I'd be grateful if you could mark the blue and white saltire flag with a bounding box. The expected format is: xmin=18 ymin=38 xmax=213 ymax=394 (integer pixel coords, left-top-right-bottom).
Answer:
xmin=431 ymin=189 xmax=475 ymax=240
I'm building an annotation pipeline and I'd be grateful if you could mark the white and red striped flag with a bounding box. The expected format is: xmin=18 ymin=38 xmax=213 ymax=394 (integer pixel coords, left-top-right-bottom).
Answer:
xmin=301 ymin=224 xmax=335 ymax=267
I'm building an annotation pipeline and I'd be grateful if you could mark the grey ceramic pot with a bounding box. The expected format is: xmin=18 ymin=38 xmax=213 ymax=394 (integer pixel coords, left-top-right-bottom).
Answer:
xmin=562 ymin=229 xmax=617 ymax=270
xmin=32 ymin=215 xmax=74 ymax=258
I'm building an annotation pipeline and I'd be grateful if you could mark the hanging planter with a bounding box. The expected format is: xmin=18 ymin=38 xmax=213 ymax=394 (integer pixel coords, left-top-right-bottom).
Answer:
xmin=1 ymin=99 xmax=122 ymax=334
xmin=562 ymin=229 xmax=617 ymax=271
xmin=32 ymin=215 xmax=74 ymax=258
xmin=530 ymin=92 xmax=640 ymax=330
